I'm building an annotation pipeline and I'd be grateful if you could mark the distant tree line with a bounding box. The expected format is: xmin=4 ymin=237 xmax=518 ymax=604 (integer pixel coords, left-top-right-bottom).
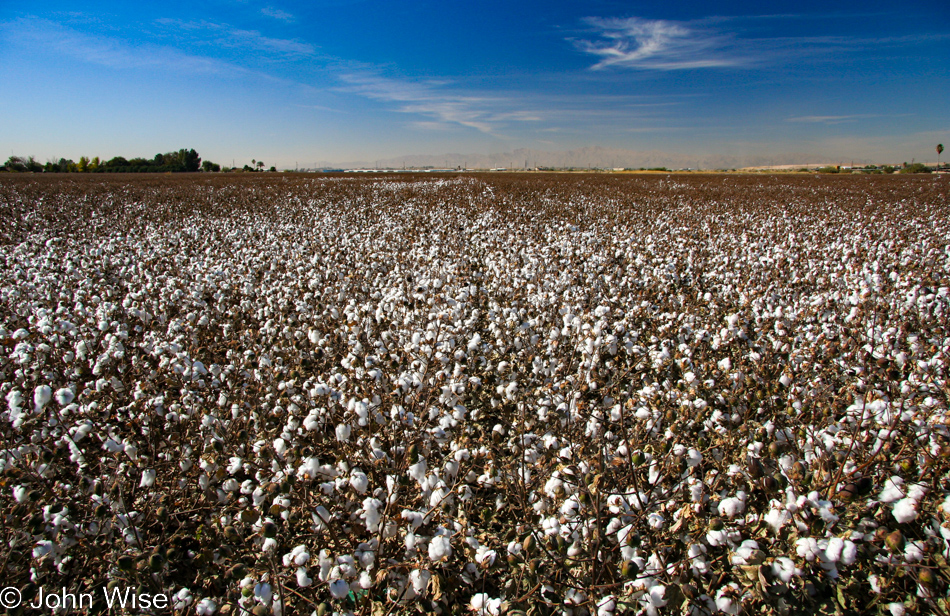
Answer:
xmin=1 ymin=149 xmax=222 ymax=173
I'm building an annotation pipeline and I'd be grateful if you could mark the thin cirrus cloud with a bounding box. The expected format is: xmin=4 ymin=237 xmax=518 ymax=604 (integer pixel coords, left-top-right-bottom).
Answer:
xmin=786 ymin=114 xmax=882 ymax=124
xmin=336 ymin=72 xmax=544 ymax=134
xmin=260 ymin=7 xmax=295 ymax=22
xmin=572 ymin=16 xmax=741 ymax=70
xmin=154 ymin=18 xmax=316 ymax=58
xmin=0 ymin=17 xmax=245 ymax=75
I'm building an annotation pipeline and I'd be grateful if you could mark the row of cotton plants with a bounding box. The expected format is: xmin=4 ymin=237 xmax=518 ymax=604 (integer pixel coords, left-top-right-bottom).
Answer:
xmin=0 ymin=173 xmax=948 ymax=616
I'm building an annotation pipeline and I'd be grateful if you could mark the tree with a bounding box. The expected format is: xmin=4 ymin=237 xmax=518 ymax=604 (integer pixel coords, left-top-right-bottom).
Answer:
xmin=257 ymin=161 xmax=265 ymax=171
xmin=181 ymin=148 xmax=201 ymax=172
xmin=938 ymin=144 xmax=944 ymax=172
xmin=3 ymin=156 xmax=27 ymax=172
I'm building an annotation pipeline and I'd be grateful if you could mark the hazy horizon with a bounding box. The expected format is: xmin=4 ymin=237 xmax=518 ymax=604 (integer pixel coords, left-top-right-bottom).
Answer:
xmin=2 ymin=1 xmax=948 ymax=169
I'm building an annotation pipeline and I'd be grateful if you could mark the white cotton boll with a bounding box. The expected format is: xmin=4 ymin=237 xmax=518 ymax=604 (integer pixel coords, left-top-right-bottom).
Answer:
xmin=888 ymin=603 xmax=906 ymax=616
xmin=879 ymin=476 xmax=905 ymax=503
xmin=13 ymin=486 xmax=28 ymax=503
xmin=597 ymin=596 xmax=616 ymax=616
xmin=904 ymin=541 xmax=925 ymax=563
xmin=892 ymin=498 xmax=918 ymax=523
xmin=33 ymin=540 xmax=54 ymax=558
xmin=824 ymin=537 xmax=844 ymax=563
xmin=195 ymin=598 xmax=217 ymax=615
xmin=358 ymin=570 xmax=372 ymax=589
xmin=475 ymin=546 xmax=497 ymax=567
xmin=428 ymin=535 xmax=452 ymax=562
xmin=34 ymin=385 xmax=52 ymax=412
xmin=715 ymin=585 xmax=740 ymax=615
xmin=140 ymin=469 xmax=157 ymax=488
xmin=102 ymin=438 xmax=124 ymax=453
xmin=905 ymin=483 xmax=927 ymax=502
xmin=718 ymin=494 xmax=746 ymax=519
xmin=173 ymin=588 xmax=194 ymax=610
xmin=470 ymin=593 xmax=501 ymax=616
xmin=409 ymin=459 xmax=427 ymax=484
xmin=718 ymin=357 xmax=732 ymax=371
xmin=363 ymin=497 xmax=383 ymax=532
xmin=771 ymin=557 xmax=798 ymax=583
xmin=303 ymin=414 xmax=320 ymax=431
xmin=647 ymin=513 xmax=665 ymax=529
xmin=410 ymin=569 xmax=431 ymax=594
xmin=795 ymin=538 xmax=821 ymax=562
xmin=296 ymin=567 xmax=312 ymax=587
xmin=765 ymin=505 xmax=790 ymax=533
xmin=644 ymin=585 xmax=667 ymax=612
xmin=262 ymin=538 xmax=277 ymax=553
xmin=841 ymin=540 xmax=858 ymax=566
xmin=254 ymin=583 xmax=273 ymax=605
xmin=54 ymin=388 xmax=74 ymax=406
xmin=328 ymin=578 xmax=349 ymax=599
xmin=688 ymin=544 xmax=708 ymax=574
xmin=335 ymin=423 xmax=351 ymax=442
xmin=350 ymin=470 xmax=369 ymax=494
xmin=731 ymin=540 xmax=761 ymax=566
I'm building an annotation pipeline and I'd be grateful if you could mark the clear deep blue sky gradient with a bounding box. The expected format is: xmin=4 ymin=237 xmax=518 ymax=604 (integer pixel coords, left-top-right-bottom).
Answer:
xmin=2 ymin=0 xmax=948 ymax=167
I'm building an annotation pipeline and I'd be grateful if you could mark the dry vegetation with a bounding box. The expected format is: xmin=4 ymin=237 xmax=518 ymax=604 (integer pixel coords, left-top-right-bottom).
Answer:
xmin=0 ymin=172 xmax=948 ymax=616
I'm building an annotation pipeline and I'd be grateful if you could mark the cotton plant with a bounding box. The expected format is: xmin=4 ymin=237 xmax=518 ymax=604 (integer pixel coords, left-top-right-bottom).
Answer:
xmin=0 ymin=174 xmax=948 ymax=615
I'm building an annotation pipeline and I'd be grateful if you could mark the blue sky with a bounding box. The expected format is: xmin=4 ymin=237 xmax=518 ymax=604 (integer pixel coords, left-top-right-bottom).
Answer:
xmin=1 ymin=0 xmax=948 ymax=167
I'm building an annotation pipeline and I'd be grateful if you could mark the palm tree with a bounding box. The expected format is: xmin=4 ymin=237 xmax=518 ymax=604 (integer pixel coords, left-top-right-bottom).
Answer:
xmin=938 ymin=144 xmax=944 ymax=172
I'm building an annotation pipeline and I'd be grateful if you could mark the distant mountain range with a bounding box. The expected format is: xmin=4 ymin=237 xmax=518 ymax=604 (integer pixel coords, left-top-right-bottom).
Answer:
xmin=304 ymin=146 xmax=846 ymax=171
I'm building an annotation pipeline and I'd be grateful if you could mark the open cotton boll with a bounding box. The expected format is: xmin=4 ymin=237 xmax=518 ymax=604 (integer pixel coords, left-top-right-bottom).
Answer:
xmin=795 ymin=537 xmax=821 ymax=562
xmin=730 ymin=540 xmax=762 ymax=566
xmin=718 ymin=492 xmax=746 ymax=518
xmin=296 ymin=567 xmax=312 ymax=587
xmin=54 ymin=388 xmax=74 ymax=406
xmin=350 ymin=470 xmax=369 ymax=494
xmin=879 ymin=476 xmax=905 ymax=503
xmin=428 ymin=534 xmax=452 ymax=562
xmin=362 ymin=497 xmax=383 ymax=532
xmin=771 ymin=557 xmax=798 ymax=583
xmin=409 ymin=569 xmax=431 ymax=594
xmin=469 ymin=593 xmax=501 ymax=615
xmin=714 ymin=584 xmax=740 ymax=615
xmin=597 ymin=596 xmax=616 ymax=616
xmin=195 ymin=598 xmax=217 ymax=615
xmin=335 ymin=423 xmax=351 ymax=442
xmin=328 ymin=578 xmax=349 ymax=599
xmin=139 ymin=469 xmax=157 ymax=488
xmin=34 ymin=385 xmax=52 ymax=412
xmin=888 ymin=603 xmax=906 ymax=616
xmin=409 ymin=459 xmax=427 ymax=484
xmin=892 ymin=498 xmax=918 ymax=523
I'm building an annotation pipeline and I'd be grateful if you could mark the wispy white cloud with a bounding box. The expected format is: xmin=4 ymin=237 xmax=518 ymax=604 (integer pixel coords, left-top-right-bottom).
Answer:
xmin=573 ymin=17 xmax=740 ymax=70
xmin=1 ymin=17 xmax=244 ymax=75
xmin=155 ymin=18 xmax=316 ymax=58
xmin=260 ymin=7 xmax=295 ymax=22
xmin=786 ymin=114 xmax=879 ymax=124
xmin=335 ymin=71 xmax=682 ymax=135
xmin=337 ymin=72 xmax=544 ymax=134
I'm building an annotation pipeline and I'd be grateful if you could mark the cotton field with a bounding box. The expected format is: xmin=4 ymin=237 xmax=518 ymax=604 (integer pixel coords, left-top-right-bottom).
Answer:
xmin=1 ymin=173 xmax=949 ymax=616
